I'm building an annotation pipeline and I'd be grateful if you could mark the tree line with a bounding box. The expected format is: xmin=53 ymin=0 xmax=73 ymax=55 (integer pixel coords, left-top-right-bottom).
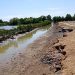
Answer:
xmin=53 ymin=14 xmax=75 ymax=22
xmin=0 ymin=15 xmax=51 ymax=26
xmin=0 ymin=14 xmax=75 ymax=26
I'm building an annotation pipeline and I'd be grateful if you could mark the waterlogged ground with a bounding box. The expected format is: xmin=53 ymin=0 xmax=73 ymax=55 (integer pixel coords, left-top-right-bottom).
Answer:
xmin=0 ymin=26 xmax=49 ymax=63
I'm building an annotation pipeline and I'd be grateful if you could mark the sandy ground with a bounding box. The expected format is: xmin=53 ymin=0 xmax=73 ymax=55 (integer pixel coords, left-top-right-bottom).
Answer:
xmin=59 ymin=22 xmax=75 ymax=75
xmin=0 ymin=22 xmax=75 ymax=75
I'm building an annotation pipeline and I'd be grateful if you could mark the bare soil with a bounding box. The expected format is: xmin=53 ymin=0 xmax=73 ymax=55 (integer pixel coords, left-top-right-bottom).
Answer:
xmin=0 ymin=22 xmax=75 ymax=75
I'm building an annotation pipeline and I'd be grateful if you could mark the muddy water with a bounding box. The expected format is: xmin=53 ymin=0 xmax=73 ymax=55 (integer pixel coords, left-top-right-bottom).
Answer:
xmin=0 ymin=25 xmax=50 ymax=63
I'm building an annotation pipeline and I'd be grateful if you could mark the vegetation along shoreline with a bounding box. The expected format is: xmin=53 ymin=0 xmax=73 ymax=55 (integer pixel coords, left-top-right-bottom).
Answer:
xmin=0 ymin=14 xmax=75 ymax=42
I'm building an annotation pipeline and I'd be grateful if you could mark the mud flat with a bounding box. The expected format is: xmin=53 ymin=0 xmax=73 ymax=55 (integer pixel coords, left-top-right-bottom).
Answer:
xmin=0 ymin=22 xmax=74 ymax=75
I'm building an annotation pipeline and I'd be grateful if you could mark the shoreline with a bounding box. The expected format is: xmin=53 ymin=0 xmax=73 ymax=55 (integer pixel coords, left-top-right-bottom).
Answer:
xmin=0 ymin=28 xmax=39 ymax=46
xmin=0 ymin=22 xmax=74 ymax=75
xmin=0 ymin=23 xmax=64 ymax=75
xmin=0 ymin=24 xmax=50 ymax=45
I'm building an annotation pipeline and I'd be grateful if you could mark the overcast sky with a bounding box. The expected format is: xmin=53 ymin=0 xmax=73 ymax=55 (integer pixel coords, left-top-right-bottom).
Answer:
xmin=0 ymin=0 xmax=75 ymax=21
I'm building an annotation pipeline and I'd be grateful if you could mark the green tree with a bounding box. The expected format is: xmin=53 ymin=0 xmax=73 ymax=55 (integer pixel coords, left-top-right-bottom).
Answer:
xmin=39 ymin=16 xmax=46 ymax=21
xmin=0 ymin=19 xmax=3 ymax=23
xmin=47 ymin=15 xmax=51 ymax=21
xmin=72 ymin=14 xmax=75 ymax=21
xmin=19 ymin=18 xmax=24 ymax=24
xmin=65 ymin=14 xmax=72 ymax=21
xmin=9 ymin=18 xmax=19 ymax=25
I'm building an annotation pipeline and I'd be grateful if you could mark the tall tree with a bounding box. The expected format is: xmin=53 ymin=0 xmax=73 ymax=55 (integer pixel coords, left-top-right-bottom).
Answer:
xmin=72 ymin=14 xmax=75 ymax=21
xmin=65 ymin=14 xmax=72 ymax=21
xmin=9 ymin=18 xmax=19 ymax=25
xmin=0 ymin=19 xmax=3 ymax=23
xmin=47 ymin=15 xmax=51 ymax=21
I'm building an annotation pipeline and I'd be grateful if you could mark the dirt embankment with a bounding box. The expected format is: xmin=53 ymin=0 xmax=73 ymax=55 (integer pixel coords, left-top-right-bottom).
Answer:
xmin=0 ymin=22 xmax=75 ymax=75
xmin=59 ymin=22 xmax=75 ymax=75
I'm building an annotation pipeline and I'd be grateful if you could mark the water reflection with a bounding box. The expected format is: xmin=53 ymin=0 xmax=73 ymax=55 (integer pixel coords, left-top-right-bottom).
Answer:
xmin=0 ymin=41 xmax=18 ymax=53
xmin=0 ymin=26 xmax=17 ymax=30
xmin=0 ymin=25 xmax=50 ymax=62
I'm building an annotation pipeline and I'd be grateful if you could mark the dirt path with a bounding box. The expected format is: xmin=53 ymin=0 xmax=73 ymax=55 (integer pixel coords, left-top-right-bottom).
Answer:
xmin=0 ymin=22 xmax=75 ymax=75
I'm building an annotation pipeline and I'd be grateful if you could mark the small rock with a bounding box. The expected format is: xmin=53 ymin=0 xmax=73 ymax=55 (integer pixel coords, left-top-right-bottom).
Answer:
xmin=61 ymin=51 xmax=66 ymax=55
xmin=41 ymin=55 xmax=53 ymax=64
xmin=55 ymin=65 xmax=61 ymax=72
xmin=43 ymin=73 xmax=46 ymax=75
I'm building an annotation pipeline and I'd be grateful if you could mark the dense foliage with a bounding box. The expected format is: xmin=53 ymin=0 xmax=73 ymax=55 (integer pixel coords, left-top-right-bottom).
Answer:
xmin=53 ymin=14 xmax=75 ymax=22
xmin=0 ymin=14 xmax=75 ymax=25
xmin=0 ymin=15 xmax=51 ymax=26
